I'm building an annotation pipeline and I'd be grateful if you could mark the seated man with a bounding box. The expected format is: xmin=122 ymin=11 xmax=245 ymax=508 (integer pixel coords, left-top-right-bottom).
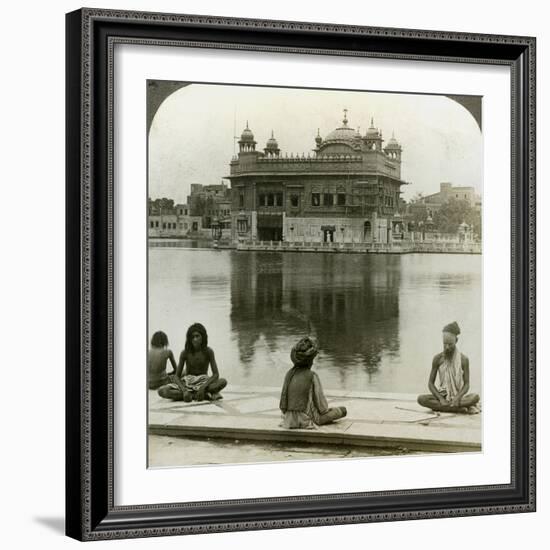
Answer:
xmin=417 ymin=322 xmax=480 ymax=413
xmin=279 ymin=336 xmax=347 ymax=429
xmin=158 ymin=323 xmax=227 ymax=402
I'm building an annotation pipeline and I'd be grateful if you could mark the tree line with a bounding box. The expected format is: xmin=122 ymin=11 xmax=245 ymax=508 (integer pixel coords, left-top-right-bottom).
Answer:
xmin=408 ymin=196 xmax=481 ymax=238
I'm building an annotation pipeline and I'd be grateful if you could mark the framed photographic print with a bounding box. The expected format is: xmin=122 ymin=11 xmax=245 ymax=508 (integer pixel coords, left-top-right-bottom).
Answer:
xmin=65 ymin=8 xmax=536 ymax=541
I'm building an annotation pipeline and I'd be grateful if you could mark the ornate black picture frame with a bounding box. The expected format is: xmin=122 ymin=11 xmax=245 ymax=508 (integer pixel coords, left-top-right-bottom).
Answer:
xmin=66 ymin=8 xmax=536 ymax=541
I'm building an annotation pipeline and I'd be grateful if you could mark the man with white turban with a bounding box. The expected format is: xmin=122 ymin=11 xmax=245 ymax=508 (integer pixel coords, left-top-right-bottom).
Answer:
xmin=417 ymin=322 xmax=480 ymax=413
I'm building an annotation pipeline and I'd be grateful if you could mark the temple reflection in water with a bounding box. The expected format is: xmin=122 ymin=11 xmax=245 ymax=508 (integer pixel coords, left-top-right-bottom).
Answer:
xmin=228 ymin=252 xmax=401 ymax=387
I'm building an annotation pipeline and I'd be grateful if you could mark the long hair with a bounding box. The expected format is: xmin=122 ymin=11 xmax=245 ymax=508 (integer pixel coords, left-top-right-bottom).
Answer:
xmin=150 ymin=331 xmax=169 ymax=348
xmin=185 ymin=323 xmax=208 ymax=353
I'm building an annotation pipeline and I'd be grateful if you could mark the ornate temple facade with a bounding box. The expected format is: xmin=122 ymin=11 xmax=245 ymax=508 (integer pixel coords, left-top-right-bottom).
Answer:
xmin=226 ymin=111 xmax=409 ymax=245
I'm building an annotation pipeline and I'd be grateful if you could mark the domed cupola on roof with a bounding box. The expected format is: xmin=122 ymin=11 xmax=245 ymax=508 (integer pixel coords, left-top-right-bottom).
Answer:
xmin=264 ymin=130 xmax=280 ymax=157
xmin=385 ymin=135 xmax=399 ymax=148
xmin=315 ymin=128 xmax=323 ymax=148
xmin=324 ymin=109 xmax=358 ymax=144
xmin=366 ymin=118 xmax=380 ymax=137
xmin=383 ymin=131 xmax=402 ymax=161
xmin=238 ymin=121 xmax=257 ymax=153
xmin=365 ymin=117 xmax=383 ymax=151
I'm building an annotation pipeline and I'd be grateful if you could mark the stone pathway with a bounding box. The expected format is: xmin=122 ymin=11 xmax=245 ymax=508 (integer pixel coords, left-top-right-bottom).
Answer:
xmin=148 ymin=385 xmax=481 ymax=453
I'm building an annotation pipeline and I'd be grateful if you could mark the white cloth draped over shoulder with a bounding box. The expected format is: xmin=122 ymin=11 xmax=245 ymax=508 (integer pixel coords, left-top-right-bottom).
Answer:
xmin=437 ymin=348 xmax=464 ymax=400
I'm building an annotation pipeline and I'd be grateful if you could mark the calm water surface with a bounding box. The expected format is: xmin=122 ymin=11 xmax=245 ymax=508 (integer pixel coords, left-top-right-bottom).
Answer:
xmin=149 ymin=247 xmax=482 ymax=395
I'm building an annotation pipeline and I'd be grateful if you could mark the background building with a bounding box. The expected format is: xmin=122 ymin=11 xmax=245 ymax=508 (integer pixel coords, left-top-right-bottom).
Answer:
xmin=412 ymin=182 xmax=482 ymax=218
xmin=187 ymin=182 xmax=232 ymax=230
xmin=406 ymin=182 xmax=482 ymax=242
xmin=148 ymin=200 xmax=202 ymax=238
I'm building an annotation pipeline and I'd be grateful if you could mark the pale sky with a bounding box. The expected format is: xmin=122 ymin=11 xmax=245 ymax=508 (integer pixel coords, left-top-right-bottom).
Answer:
xmin=148 ymin=83 xmax=482 ymax=204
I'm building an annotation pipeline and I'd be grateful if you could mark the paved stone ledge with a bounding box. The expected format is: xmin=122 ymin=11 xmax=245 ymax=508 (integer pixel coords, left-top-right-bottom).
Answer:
xmin=148 ymin=385 xmax=481 ymax=453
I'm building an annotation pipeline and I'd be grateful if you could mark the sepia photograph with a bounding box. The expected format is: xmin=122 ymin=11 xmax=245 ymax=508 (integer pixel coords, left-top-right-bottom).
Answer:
xmin=146 ymin=81 xmax=483 ymax=468
xmin=62 ymin=4 xmax=536 ymax=542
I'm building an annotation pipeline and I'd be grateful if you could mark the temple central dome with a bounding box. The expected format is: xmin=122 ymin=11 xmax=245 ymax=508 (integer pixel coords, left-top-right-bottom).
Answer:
xmin=324 ymin=110 xmax=358 ymax=143
xmin=324 ymin=126 xmax=357 ymax=142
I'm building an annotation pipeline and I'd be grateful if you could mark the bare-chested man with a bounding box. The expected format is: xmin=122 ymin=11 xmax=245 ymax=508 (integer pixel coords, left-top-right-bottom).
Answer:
xmin=148 ymin=331 xmax=177 ymax=390
xmin=158 ymin=323 xmax=227 ymax=402
xmin=417 ymin=322 xmax=480 ymax=413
